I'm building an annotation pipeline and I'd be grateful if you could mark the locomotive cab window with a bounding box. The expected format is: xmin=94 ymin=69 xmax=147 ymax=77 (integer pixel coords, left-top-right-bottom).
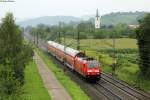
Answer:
xmin=88 ymin=60 xmax=99 ymax=68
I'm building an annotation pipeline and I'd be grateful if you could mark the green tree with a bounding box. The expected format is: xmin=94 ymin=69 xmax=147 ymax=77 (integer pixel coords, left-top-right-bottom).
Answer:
xmin=0 ymin=13 xmax=33 ymax=98
xmin=0 ymin=13 xmax=24 ymax=83
xmin=136 ymin=13 xmax=150 ymax=78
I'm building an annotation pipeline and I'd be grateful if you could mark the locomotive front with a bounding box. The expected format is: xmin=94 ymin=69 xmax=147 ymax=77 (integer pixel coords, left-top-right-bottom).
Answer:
xmin=85 ymin=60 xmax=101 ymax=81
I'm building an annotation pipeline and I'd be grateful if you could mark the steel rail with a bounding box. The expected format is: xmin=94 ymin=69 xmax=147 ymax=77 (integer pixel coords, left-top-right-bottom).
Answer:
xmin=101 ymin=73 xmax=150 ymax=100
xmin=95 ymin=82 xmax=122 ymax=100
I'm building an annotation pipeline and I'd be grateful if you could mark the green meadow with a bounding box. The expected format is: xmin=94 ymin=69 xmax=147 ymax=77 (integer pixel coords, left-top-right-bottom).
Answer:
xmin=22 ymin=61 xmax=51 ymax=100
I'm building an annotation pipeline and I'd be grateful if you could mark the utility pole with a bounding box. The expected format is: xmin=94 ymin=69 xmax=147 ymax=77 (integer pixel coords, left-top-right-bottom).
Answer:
xmin=34 ymin=32 xmax=35 ymax=45
xmin=63 ymin=31 xmax=67 ymax=62
xmin=112 ymin=35 xmax=116 ymax=76
xmin=22 ymin=28 xmax=25 ymax=38
xmin=36 ymin=32 xmax=38 ymax=48
xmin=58 ymin=22 xmax=62 ymax=44
xmin=77 ymin=27 xmax=80 ymax=50
xmin=58 ymin=31 xmax=61 ymax=43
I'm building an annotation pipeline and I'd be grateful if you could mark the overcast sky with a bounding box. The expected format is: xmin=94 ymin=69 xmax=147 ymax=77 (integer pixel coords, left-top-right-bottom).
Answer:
xmin=0 ymin=0 xmax=150 ymax=20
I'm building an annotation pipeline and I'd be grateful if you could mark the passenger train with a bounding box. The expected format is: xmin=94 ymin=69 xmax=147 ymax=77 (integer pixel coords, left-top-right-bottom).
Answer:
xmin=47 ymin=41 xmax=101 ymax=81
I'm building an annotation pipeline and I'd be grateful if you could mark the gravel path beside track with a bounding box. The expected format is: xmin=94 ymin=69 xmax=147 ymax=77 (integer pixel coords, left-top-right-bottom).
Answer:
xmin=33 ymin=51 xmax=72 ymax=100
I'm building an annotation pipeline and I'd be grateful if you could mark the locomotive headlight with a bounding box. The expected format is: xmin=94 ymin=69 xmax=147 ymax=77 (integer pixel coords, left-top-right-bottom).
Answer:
xmin=95 ymin=70 xmax=99 ymax=72
xmin=87 ymin=70 xmax=92 ymax=72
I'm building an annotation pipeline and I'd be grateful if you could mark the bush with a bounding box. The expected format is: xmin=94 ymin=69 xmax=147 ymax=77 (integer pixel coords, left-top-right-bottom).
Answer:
xmin=0 ymin=65 xmax=22 ymax=100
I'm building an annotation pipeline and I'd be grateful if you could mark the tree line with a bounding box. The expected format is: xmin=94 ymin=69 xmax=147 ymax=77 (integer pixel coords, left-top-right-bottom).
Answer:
xmin=0 ymin=13 xmax=33 ymax=99
xmin=26 ymin=20 xmax=136 ymax=42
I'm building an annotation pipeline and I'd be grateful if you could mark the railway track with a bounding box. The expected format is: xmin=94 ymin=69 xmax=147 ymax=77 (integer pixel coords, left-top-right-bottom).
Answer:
xmin=94 ymin=82 xmax=122 ymax=100
xmin=25 ymin=33 xmax=150 ymax=100
xmin=101 ymin=73 xmax=150 ymax=100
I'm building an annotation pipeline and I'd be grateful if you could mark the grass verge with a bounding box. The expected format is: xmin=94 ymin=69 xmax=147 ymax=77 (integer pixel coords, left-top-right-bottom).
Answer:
xmin=116 ymin=64 xmax=150 ymax=93
xmin=36 ymin=49 xmax=90 ymax=100
xmin=22 ymin=60 xmax=51 ymax=100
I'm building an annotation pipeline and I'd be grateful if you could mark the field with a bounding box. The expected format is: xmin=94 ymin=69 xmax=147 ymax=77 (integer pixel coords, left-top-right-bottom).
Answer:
xmin=65 ymin=38 xmax=138 ymax=72
xmin=36 ymin=49 xmax=90 ymax=100
xmin=64 ymin=38 xmax=150 ymax=92
xmin=22 ymin=61 xmax=51 ymax=100
xmin=64 ymin=38 xmax=137 ymax=50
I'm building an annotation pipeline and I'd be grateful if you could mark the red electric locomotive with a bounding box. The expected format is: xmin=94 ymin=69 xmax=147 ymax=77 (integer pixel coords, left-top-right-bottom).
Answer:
xmin=47 ymin=41 xmax=101 ymax=81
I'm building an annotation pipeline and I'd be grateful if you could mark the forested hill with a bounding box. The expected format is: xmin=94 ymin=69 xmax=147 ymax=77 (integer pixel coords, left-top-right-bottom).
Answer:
xmin=17 ymin=11 xmax=148 ymax=27
xmin=17 ymin=16 xmax=81 ymax=27
xmin=101 ymin=12 xmax=147 ymax=26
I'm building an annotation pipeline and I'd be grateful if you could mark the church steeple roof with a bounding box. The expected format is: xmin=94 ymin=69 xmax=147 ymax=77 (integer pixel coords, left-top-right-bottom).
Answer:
xmin=96 ymin=9 xmax=99 ymax=17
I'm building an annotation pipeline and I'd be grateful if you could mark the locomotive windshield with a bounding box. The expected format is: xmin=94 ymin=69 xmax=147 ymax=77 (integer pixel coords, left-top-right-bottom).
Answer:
xmin=88 ymin=60 xmax=99 ymax=68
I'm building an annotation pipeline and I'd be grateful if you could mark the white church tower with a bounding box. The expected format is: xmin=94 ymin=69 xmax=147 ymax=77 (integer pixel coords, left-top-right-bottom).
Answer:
xmin=95 ymin=9 xmax=101 ymax=29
